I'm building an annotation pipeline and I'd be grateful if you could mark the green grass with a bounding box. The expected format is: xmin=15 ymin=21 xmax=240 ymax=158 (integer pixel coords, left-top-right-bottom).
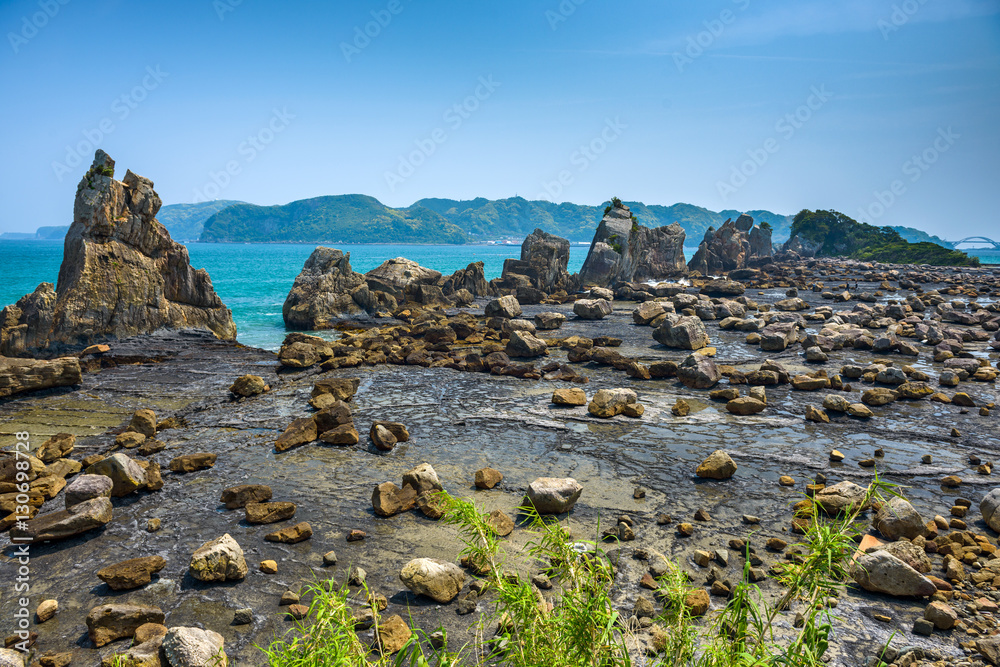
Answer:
xmin=260 ymin=478 xmax=895 ymax=666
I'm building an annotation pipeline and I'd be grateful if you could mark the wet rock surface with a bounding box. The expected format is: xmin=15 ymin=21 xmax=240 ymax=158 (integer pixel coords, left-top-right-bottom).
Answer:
xmin=0 ymin=259 xmax=998 ymax=665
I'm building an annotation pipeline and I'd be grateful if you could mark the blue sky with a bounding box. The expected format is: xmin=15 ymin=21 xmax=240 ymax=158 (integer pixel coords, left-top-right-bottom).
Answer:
xmin=1 ymin=0 xmax=998 ymax=238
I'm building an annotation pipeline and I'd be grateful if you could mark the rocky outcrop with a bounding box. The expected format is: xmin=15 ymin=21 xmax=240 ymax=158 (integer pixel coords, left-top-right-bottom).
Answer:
xmin=0 ymin=356 xmax=81 ymax=397
xmin=490 ymin=228 xmax=575 ymax=298
xmin=365 ymin=257 xmax=445 ymax=305
xmin=442 ymin=261 xmax=488 ymax=297
xmin=284 ymin=250 xmax=486 ymax=329
xmin=781 ymin=234 xmax=822 ymax=258
xmin=282 ymin=247 xmax=381 ymax=328
xmin=0 ymin=151 xmax=236 ymax=357
xmin=687 ymin=214 xmax=772 ymax=275
xmin=578 ymin=201 xmax=686 ymax=287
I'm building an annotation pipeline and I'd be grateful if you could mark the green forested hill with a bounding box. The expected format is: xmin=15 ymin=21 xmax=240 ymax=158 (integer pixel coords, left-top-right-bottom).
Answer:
xmin=199 ymin=195 xmax=470 ymax=244
xmin=789 ymin=210 xmax=977 ymax=266
xmin=157 ymin=200 xmax=244 ymax=240
xmin=888 ymin=225 xmax=954 ymax=248
xmin=415 ymin=197 xmax=794 ymax=243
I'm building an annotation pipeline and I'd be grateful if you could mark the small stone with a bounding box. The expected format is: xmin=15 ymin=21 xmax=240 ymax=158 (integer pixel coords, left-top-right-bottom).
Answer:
xmin=767 ymin=538 xmax=787 ymax=552
xmin=474 ymin=467 xmax=503 ymax=489
xmin=779 ymin=476 xmax=795 ymax=486
xmin=134 ymin=622 xmax=168 ymax=645
xmin=829 ymin=450 xmax=845 ymax=462
xmin=265 ymin=522 xmax=312 ymax=544
xmin=921 ymin=454 xmax=933 ymax=464
xmin=924 ymin=601 xmax=958 ymax=630
xmin=693 ymin=508 xmax=711 ymax=522
xmin=805 ymin=406 xmax=829 ymax=423
xmin=233 ymin=608 xmax=253 ymax=625
xmin=146 ymin=518 xmax=161 ymax=532
xmin=279 ymin=591 xmax=300 ymax=605
xmin=671 ymin=399 xmax=690 ymax=417
xmin=347 ymin=529 xmax=366 ymax=542
xmin=942 ymin=475 xmax=962 ymax=488
xmin=260 ymin=560 xmax=278 ymax=574
xmin=322 ymin=551 xmax=338 ymax=566
xmin=677 ymin=523 xmax=694 ymax=537
xmin=551 ymin=387 xmax=587 ymax=406
xmin=287 ymin=604 xmax=309 ymax=620
xmin=912 ymin=617 xmax=935 ymax=636
xmin=35 ymin=599 xmax=57 ymax=623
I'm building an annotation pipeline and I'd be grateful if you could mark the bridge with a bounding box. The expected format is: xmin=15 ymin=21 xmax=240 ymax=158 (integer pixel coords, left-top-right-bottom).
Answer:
xmin=952 ymin=236 xmax=1000 ymax=250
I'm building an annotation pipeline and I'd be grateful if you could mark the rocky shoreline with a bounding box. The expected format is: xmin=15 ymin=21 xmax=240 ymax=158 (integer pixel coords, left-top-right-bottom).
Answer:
xmin=0 ymin=254 xmax=997 ymax=665
xmin=1 ymin=153 xmax=1000 ymax=667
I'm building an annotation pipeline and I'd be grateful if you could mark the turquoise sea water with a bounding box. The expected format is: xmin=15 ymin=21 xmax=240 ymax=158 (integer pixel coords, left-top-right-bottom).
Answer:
xmin=2 ymin=240 xmax=996 ymax=351
xmin=0 ymin=241 xmax=595 ymax=350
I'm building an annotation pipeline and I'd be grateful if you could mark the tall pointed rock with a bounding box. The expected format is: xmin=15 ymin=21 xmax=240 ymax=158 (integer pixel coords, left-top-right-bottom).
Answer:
xmin=0 ymin=150 xmax=236 ymax=356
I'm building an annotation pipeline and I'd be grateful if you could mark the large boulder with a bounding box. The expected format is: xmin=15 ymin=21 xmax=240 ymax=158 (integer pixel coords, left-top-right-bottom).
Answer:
xmin=588 ymin=388 xmax=637 ymax=418
xmin=506 ymin=330 xmax=547 ymax=358
xmin=97 ymin=556 xmax=167 ymax=591
xmin=86 ymin=603 xmax=165 ymax=648
xmin=282 ymin=247 xmax=375 ymax=329
xmin=981 ymin=488 xmax=1000 ymax=533
xmin=402 ymin=463 xmax=443 ymax=495
xmin=491 ymin=229 xmax=575 ymax=295
xmin=578 ymin=201 xmax=686 ymax=287
xmin=0 ymin=150 xmax=235 ymax=357
xmin=676 ymin=354 xmax=721 ymax=389
xmin=399 ymin=558 xmax=466 ymax=603
xmin=0 ymin=355 xmax=82 ymax=398
xmin=851 ymin=550 xmax=936 ymax=597
xmin=161 ymin=627 xmax=227 ymax=667
xmin=219 ymin=484 xmax=272 ymax=509
xmin=814 ymin=481 xmax=869 ymax=516
xmin=86 ymin=453 xmax=146 ymax=496
xmin=443 ymin=261 xmax=488 ymax=297
xmin=274 ymin=417 xmax=319 ymax=453
xmin=699 ymin=279 xmax=745 ymax=297
xmin=485 ymin=295 xmax=522 ymax=319
xmin=873 ymin=497 xmax=925 ymax=541
xmin=65 ymin=474 xmax=114 ymax=508
xmin=573 ymin=299 xmax=613 ymax=320
xmin=9 ymin=496 xmax=112 ymax=543
xmin=759 ymin=323 xmax=799 ymax=352
xmin=525 ymin=477 xmax=582 ymax=514
xmin=36 ymin=433 xmax=76 ymax=463
xmin=654 ymin=316 xmax=709 ymax=350
xmin=365 ymin=257 xmax=442 ymax=302
xmin=188 ymin=534 xmax=248 ymax=582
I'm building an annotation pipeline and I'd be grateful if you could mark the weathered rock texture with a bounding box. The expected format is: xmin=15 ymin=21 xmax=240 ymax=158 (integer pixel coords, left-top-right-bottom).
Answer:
xmin=283 ymin=251 xmax=487 ymax=329
xmin=282 ymin=247 xmax=382 ymax=328
xmin=0 ymin=356 xmax=82 ymax=397
xmin=0 ymin=151 xmax=236 ymax=357
xmin=687 ymin=214 xmax=772 ymax=275
xmin=490 ymin=228 xmax=576 ymax=298
xmin=578 ymin=201 xmax=686 ymax=287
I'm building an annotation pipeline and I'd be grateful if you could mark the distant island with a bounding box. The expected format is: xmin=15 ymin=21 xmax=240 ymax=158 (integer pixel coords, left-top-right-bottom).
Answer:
xmin=198 ymin=195 xmax=797 ymax=245
xmin=0 ymin=194 xmax=970 ymax=262
xmin=785 ymin=210 xmax=979 ymax=266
